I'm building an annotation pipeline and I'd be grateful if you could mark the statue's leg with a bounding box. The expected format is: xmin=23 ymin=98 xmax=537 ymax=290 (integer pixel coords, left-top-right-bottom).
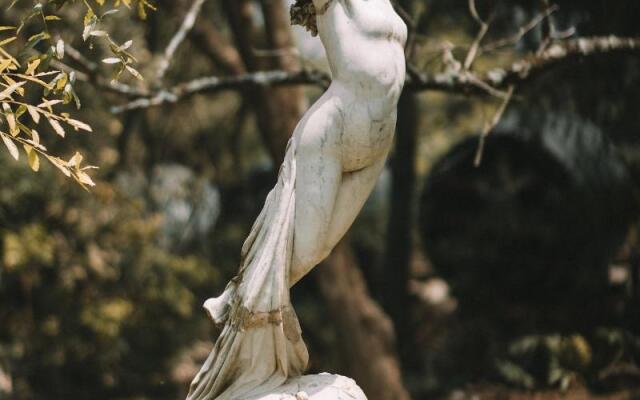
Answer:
xmin=290 ymin=136 xmax=343 ymax=285
xmin=289 ymin=152 xmax=388 ymax=286
xmin=325 ymin=153 xmax=388 ymax=249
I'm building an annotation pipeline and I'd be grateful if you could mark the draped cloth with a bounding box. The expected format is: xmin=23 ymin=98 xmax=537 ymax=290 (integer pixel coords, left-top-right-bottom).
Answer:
xmin=187 ymin=139 xmax=309 ymax=400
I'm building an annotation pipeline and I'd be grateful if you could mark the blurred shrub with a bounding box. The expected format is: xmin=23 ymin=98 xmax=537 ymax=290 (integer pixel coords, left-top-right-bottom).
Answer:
xmin=496 ymin=329 xmax=640 ymax=391
xmin=0 ymin=153 xmax=220 ymax=400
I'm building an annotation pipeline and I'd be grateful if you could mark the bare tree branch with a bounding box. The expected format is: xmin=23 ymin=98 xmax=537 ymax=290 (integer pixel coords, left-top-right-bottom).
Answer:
xmin=111 ymin=36 xmax=640 ymax=113
xmin=539 ymin=0 xmax=557 ymax=53
xmin=111 ymin=69 xmax=330 ymax=113
xmin=474 ymin=85 xmax=514 ymax=166
xmin=464 ymin=0 xmax=490 ymax=70
xmin=163 ymin=0 xmax=246 ymax=76
xmin=155 ymin=0 xmax=208 ymax=81
xmin=411 ymin=36 xmax=640 ymax=92
xmin=482 ymin=5 xmax=559 ymax=53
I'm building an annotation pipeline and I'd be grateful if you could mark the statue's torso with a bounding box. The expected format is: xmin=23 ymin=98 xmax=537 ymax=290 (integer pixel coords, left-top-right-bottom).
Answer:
xmin=314 ymin=0 xmax=407 ymax=171
xmin=318 ymin=0 xmax=407 ymax=98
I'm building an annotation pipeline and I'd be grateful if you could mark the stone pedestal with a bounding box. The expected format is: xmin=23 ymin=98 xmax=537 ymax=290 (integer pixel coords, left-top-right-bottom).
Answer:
xmin=246 ymin=374 xmax=367 ymax=400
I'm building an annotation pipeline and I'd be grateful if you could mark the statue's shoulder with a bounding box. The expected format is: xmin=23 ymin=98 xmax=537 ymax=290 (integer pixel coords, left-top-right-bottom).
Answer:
xmin=246 ymin=373 xmax=367 ymax=400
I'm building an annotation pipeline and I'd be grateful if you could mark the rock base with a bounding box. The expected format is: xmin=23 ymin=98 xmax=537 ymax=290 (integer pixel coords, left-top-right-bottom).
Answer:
xmin=246 ymin=374 xmax=367 ymax=400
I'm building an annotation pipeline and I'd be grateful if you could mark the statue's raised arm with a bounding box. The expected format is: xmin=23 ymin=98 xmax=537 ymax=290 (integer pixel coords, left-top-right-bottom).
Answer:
xmin=187 ymin=1 xmax=406 ymax=399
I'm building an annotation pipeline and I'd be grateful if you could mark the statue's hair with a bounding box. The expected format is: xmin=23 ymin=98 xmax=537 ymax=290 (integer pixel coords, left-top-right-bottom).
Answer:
xmin=290 ymin=0 xmax=318 ymax=36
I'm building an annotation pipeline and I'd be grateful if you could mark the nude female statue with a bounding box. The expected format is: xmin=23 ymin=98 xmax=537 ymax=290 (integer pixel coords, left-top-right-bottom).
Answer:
xmin=289 ymin=0 xmax=407 ymax=285
xmin=187 ymin=1 xmax=406 ymax=398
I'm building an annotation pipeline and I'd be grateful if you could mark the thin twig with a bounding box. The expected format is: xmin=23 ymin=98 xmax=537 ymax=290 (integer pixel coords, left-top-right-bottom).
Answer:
xmin=48 ymin=42 xmax=147 ymax=98
xmin=464 ymin=0 xmax=490 ymax=70
xmin=155 ymin=0 xmax=208 ymax=81
xmin=474 ymin=85 xmax=514 ymax=166
xmin=50 ymin=59 xmax=148 ymax=98
xmin=537 ymin=0 xmax=559 ymax=55
xmin=467 ymin=73 xmax=512 ymax=99
xmin=482 ymin=5 xmax=559 ymax=52
xmin=541 ymin=1 xmax=556 ymax=42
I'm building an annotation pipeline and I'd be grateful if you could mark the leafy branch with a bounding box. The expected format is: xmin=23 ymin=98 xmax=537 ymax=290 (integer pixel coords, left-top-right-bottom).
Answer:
xmin=0 ymin=0 xmax=155 ymax=187
xmin=0 ymin=34 xmax=95 ymax=187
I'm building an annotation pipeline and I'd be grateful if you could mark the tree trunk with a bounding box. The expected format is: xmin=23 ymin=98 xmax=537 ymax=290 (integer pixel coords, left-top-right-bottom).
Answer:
xmin=257 ymin=0 xmax=308 ymax=163
xmin=382 ymin=91 xmax=418 ymax=363
xmin=316 ymin=241 xmax=411 ymax=400
xmin=222 ymin=0 xmax=306 ymax=164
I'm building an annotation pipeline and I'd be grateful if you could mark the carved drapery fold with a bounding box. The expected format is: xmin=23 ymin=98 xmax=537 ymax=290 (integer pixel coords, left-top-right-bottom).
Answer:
xmin=187 ymin=140 xmax=308 ymax=400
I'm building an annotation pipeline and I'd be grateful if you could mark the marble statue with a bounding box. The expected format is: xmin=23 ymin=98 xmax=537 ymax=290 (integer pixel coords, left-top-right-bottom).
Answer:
xmin=186 ymin=0 xmax=407 ymax=398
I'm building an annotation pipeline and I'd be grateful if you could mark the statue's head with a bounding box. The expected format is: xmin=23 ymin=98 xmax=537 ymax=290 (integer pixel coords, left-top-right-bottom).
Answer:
xmin=290 ymin=0 xmax=319 ymax=36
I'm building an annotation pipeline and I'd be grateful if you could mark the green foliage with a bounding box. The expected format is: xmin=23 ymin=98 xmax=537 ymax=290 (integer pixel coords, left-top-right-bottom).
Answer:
xmin=47 ymin=0 xmax=157 ymax=20
xmin=0 ymin=0 xmax=155 ymax=186
xmin=0 ymin=157 xmax=220 ymax=399
xmin=496 ymin=330 xmax=640 ymax=391
xmin=77 ymin=1 xmax=148 ymax=82
xmin=0 ymin=22 xmax=95 ymax=186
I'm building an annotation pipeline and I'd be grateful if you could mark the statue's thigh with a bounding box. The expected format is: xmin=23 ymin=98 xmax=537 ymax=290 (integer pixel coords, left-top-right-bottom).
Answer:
xmin=326 ymin=153 xmax=387 ymax=250
xmin=292 ymin=144 xmax=343 ymax=273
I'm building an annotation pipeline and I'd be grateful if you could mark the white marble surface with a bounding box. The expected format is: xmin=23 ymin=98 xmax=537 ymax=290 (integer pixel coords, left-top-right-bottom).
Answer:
xmin=246 ymin=374 xmax=367 ymax=400
xmin=289 ymin=0 xmax=407 ymax=284
xmin=187 ymin=1 xmax=406 ymax=398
